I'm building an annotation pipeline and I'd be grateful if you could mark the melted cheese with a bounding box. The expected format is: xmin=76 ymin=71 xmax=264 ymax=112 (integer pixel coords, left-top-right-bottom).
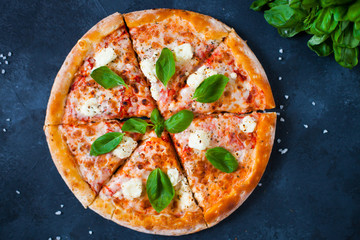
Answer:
xmin=173 ymin=43 xmax=193 ymax=62
xmin=79 ymin=98 xmax=101 ymax=117
xmin=240 ymin=116 xmax=257 ymax=133
xmin=93 ymin=47 xmax=117 ymax=69
xmin=167 ymin=168 xmax=180 ymax=186
xmin=112 ymin=136 xmax=138 ymax=159
xmin=121 ymin=178 xmax=143 ymax=200
xmin=188 ymin=130 xmax=211 ymax=150
xmin=177 ymin=178 xmax=194 ymax=211
xmin=187 ymin=65 xmax=217 ymax=90
xmin=140 ymin=59 xmax=161 ymax=101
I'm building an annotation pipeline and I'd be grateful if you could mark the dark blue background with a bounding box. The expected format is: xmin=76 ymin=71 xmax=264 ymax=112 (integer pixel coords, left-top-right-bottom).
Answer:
xmin=0 ymin=0 xmax=359 ymax=239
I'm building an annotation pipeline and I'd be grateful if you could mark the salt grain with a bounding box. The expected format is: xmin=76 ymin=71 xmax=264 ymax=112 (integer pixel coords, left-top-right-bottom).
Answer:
xmin=276 ymin=112 xmax=280 ymax=116
xmin=280 ymin=117 xmax=285 ymax=122
xmin=8 ymin=52 xmax=12 ymax=57
xmin=303 ymin=124 xmax=308 ymax=128
xmin=60 ymin=204 xmax=64 ymax=208
xmin=279 ymin=49 xmax=283 ymax=54
xmin=258 ymin=183 xmax=262 ymax=187
xmin=323 ymin=129 xmax=328 ymax=134
xmin=55 ymin=211 xmax=62 ymax=215
xmin=278 ymin=76 xmax=282 ymax=80
xmin=56 ymin=237 xmax=61 ymax=240
xmin=0 ymin=54 xmax=3 ymax=58
xmin=3 ymin=56 xmax=6 ymax=60
xmin=89 ymin=230 xmax=93 ymax=235
xmin=277 ymin=139 xmax=281 ymax=143
xmin=279 ymin=148 xmax=288 ymax=154
xmin=1 ymin=69 xmax=5 ymax=74
xmin=6 ymin=118 xmax=10 ymax=122
xmin=5 ymin=61 xmax=8 ymax=64
xmin=48 ymin=238 xmax=52 ymax=240
xmin=280 ymin=105 xmax=284 ymax=109
xmin=3 ymin=128 xmax=6 ymax=132
xmin=16 ymin=190 xmax=20 ymax=194
xmin=312 ymin=101 xmax=315 ymax=106
xmin=284 ymin=95 xmax=289 ymax=99
xmin=278 ymin=57 xmax=282 ymax=61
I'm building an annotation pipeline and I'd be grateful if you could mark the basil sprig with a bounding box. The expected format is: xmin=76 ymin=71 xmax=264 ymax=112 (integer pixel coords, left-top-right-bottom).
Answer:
xmin=250 ymin=0 xmax=360 ymax=69
xmin=90 ymin=132 xmax=125 ymax=156
xmin=90 ymin=66 xmax=127 ymax=89
xmin=205 ymin=147 xmax=238 ymax=173
xmin=151 ymin=109 xmax=165 ymax=137
xmin=146 ymin=168 xmax=175 ymax=213
xmin=122 ymin=109 xmax=194 ymax=137
xmin=155 ymin=48 xmax=175 ymax=87
xmin=121 ymin=118 xmax=150 ymax=134
xmin=193 ymin=74 xmax=229 ymax=103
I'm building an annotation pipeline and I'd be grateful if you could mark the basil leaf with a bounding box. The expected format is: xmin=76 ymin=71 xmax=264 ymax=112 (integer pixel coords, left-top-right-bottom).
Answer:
xmin=347 ymin=0 xmax=360 ymax=22
xmin=307 ymin=35 xmax=333 ymax=56
xmin=331 ymin=6 xmax=348 ymax=22
xmin=301 ymin=0 xmax=320 ymax=9
xmin=155 ymin=48 xmax=175 ymax=87
xmin=278 ymin=22 xmax=305 ymax=37
xmin=312 ymin=8 xmax=338 ymax=34
xmin=193 ymin=74 xmax=229 ymax=103
xmin=122 ymin=118 xmax=150 ymax=134
xmin=264 ymin=5 xmax=307 ymax=28
xmin=150 ymin=109 xmax=165 ymax=137
xmin=354 ymin=21 xmax=360 ymax=41
xmin=90 ymin=132 xmax=125 ymax=156
xmin=205 ymin=147 xmax=238 ymax=173
xmin=320 ymin=0 xmax=354 ymax=8
xmin=250 ymin=0 xmax=272 ymax=11
xmin=146 ymin=168 xmax=175 ymax=213
xmin=90 ymin=66 xmax=127 ymax=89
xmin=332 ymin=22 xmax=360 ymax=48
xmin=164 ymin=110 xmax=194 ymax=133
xmin=333 ymin=45 xmax=359 ymax=69
xmin=268 ymin=0 xmax=288 ymax=8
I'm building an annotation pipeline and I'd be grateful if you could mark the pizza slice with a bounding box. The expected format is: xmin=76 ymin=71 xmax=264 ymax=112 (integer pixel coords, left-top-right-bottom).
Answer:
xmin=45 ymin=13 xmax=156 ymax=125
xmin=161 ymin=30 xmax=275 ymax=118
xmin=90 ymin=131 xmax=206 ymax=235
xmin=44 ymin=120 xmax=143 ymax=207
xmin=170 ymin=112 xmax=276 ymax=226
xmin=124 ymin=9 xmax=230 ymax=115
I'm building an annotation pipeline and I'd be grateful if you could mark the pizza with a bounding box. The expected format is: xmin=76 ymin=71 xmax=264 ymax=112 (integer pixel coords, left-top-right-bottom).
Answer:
xmin=44 ymin=9 xmax=276 ymax=236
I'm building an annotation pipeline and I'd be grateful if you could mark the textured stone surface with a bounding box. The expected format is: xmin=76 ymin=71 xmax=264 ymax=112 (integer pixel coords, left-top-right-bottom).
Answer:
xmin=0 ymin=0 xmax=359 ymax=239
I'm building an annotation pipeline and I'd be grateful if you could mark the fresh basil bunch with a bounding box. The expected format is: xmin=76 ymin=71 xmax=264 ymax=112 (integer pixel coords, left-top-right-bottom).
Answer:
xmin=122 ymin=109 xmax=194 ymax=137
xmin=251 ymin=0 xmax=360 ymax=69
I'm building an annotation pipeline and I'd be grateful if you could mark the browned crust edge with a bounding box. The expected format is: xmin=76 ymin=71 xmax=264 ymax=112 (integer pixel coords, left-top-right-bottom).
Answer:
xmin=204 ymin=112 xmax=277 ymax=226
xmin=44 ymin=125 xmax=96 ymax=208
xmin=225 ymin=30 xmax=276 ymax=109
xmin=89 ymin=195 xmax=116 ymax=220
xmin=111 ymin=207 xmax=207 ymax=236
xmin=44 ymin=12 xmax=124 ymax=126
xmin=124 ymin=9 xmax=231 ymax=41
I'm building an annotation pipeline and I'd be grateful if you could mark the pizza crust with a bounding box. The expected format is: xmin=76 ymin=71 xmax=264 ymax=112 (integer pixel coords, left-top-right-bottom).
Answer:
xmin=124 ymin=9 xmax=230 ymax=41
xmin=111 ymin=205 xmax=207 ymax=236
xmin=44 ymin=125 xmax=96 ymax=207
xmin=225 ymin=30 xmax=276 ymax=109
xmin=204 ymin=112 xmax=276 ymax=226
xmin=44 ymin=12 xmax=124 ymax=126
